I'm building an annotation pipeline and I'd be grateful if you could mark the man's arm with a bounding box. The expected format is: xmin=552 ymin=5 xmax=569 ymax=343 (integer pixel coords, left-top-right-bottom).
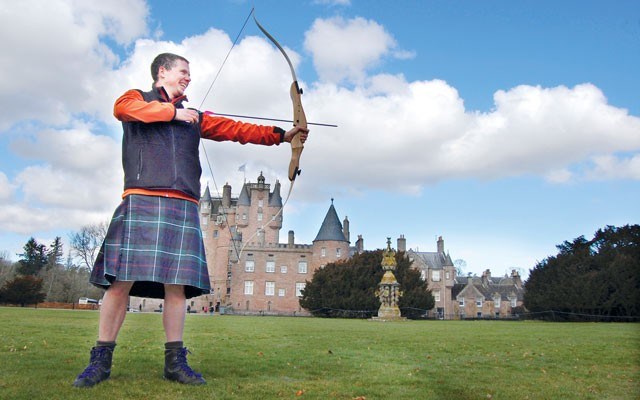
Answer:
xmin=113 ymin=89 xmax=176 ymax=122
xmin=200 ymin=113 xmax=283 ymax=145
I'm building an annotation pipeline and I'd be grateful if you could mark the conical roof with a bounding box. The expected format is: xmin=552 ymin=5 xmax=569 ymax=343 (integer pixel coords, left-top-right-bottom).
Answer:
xmin=313 ymin=201 xmax=347 ymax=242
xmin=269 ymin=180 xmax=283 ymax=207
xmin=237 ymin=183 xmax=251 ymax=206
xmin=201 ymin=185 xmax=212 ymax=202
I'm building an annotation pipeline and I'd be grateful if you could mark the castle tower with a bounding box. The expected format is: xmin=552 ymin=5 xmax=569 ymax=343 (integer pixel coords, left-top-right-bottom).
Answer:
xmin=312 ymin=199 xmax=350 ymax=267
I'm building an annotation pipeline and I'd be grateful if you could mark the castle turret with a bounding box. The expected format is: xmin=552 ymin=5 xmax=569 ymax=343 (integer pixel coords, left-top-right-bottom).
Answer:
xmin=200 ymin=186 xmax=212 ymax=214
xmin=313 ymin=199 xmax=349 ymax=263
xmin=313 ymin=201 xmax=347 ymax=243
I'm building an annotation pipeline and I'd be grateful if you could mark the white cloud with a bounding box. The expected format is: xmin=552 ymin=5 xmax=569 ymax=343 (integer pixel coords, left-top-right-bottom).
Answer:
xmin=0 ymin=1 xmax=638 ymax=242
xmin=0 ymin=172 xmax=15 ymax=201
xmin=304 ymin=16 xmax=410 ymax=84
xmin=0 ymin=0 xmax=149 ymax=130
xmin=584 ymin=154 xmax=640 ymax=180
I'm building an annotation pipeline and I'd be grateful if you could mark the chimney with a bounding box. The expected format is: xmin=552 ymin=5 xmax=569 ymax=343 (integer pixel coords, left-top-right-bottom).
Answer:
xmin=482 ymin=269 xmax=491 ymax=286
xmin=288 ymin=230 xmax=295 ymax=247
xmin=437 ymin=236 xmax=445 ymax=254
xmin=222 ymin=183 xmax=231 ymax=208
xmin=511 ymin=269 xmax=522 ymax=288
xmin=397 ymin=235 xmax=406 ymax=252
xmin=343 ymin=216 xmax=350 ymax=242
xmin=356 ymin=235 xmax=364 ymax=254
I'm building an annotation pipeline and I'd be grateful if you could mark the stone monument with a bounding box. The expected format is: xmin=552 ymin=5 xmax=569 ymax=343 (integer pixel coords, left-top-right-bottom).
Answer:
xmin=372 ymin=238 xmax=406 ymax=321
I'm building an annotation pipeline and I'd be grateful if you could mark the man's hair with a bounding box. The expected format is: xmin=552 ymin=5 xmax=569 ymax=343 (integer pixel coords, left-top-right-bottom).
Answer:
xmin=150 ymin=53 xmax=189 ymax=83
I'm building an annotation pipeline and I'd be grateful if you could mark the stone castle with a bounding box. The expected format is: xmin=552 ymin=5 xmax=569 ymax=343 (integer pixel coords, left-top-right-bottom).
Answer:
xmin=129 ymin=173 xmax=524 ymax=318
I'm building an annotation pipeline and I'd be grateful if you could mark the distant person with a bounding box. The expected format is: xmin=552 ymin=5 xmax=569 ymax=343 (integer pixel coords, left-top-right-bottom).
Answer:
xmin=72 ymin=52 xmax=308 ymax=388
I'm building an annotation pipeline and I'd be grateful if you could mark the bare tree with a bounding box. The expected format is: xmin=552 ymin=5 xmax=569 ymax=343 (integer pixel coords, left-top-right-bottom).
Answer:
xmin=69 ymin=222 xmax=108 ymax=270
xmin=0 ymin=251 xmax=17 ymax=287
xmin=454 ymin=259 xmax=467 ymax=277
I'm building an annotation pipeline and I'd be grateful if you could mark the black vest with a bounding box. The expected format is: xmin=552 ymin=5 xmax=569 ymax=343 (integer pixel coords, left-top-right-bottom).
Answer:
xmin=121 ymin=88 xmax=202 ymax=200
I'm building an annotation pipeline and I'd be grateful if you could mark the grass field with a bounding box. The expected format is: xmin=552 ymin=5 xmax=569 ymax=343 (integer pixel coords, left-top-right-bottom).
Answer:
xmin=0 ymin=307 xmax=638 ymax=400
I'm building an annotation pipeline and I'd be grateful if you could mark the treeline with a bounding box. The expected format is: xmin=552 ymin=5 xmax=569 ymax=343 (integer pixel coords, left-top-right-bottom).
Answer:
xmin=299 ymin=249 xmax=435 ymax=319
xmin=524 ymin=225 xmax=640 ymax=320
xmin=0 ymin=223 xmax=107 ymax=306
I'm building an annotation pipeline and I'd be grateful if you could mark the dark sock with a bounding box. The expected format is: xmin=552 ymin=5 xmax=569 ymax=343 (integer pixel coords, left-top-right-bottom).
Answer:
xmin=165 ymin=341 xmax=184 ymax=350
xmin=95 ymin=341 xmax=116 ymax=349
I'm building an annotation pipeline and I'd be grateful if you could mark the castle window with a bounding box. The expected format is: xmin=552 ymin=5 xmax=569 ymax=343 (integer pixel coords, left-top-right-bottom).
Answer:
xmin=280 ymin=265 xmax=288 ymax=274
xmin=202 ymin=231 xmax=207 ymax=239
xmin=336 ymin=248 xmax=341 ymax=257
xmin=295 ymin=282 xmax=306 ymax=297
xmin=321 ymin=247 xmax=326 ymax=257
xmin=245 ymin=260 xmax=255 ymax=273
xmin=476 ymin=299 xmax=483 ymax=307
xmin=258 ymin=199 xmax=264 ymax=207
xmin=434 ymin=290 xmax=441 ymax=302
xmin=244 ymin=281 xmax=254 ymax=295
xmin=298 ymin=261 xmax=307 ymax=274
xmin=213 ymin=230 xmax=219 ymax=238
xmin=445 ymin=271 xmax=450 ymax=280
xmin=257 ymin=212 xmax=263 ymax=221
xmin=278 ymin=288 xmax=286 ymax=297
xmin=266 ymin=261 xmax=275 ymax=273
xmin=265 ymin=282 xmax=275 ymax=296
xmin=459 ymin=298 xmax=465 ymax=307
xmin=420 ymin=270 xmax=426 ymax=281
xmin=432 ymin=270 xmax=441 ymax=282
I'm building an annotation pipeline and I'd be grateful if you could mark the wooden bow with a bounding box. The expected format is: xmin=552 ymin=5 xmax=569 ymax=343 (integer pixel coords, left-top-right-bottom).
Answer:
xmin=253 ymin=14 xmax=307 ymax=182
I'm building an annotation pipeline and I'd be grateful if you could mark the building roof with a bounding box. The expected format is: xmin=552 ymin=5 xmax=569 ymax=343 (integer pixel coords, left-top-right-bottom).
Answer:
xmin=237 ymin=183 xmax=251 ymax=206
xmin=201 ymin=186 xmax=212 ymax=203
xmin=269 ymin=180 xmax=283 ymax=207
xmin=408 ymin=250 xmax=453 ymax=270
xmin=453 ymin=273 xmax=524 ymax=301
xmin=313 ymin=202 xmax=347 ymax=242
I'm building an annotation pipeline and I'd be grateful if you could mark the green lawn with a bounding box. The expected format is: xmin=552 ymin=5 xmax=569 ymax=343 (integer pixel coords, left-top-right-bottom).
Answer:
xmin=0 ymin=307 xmax=638 ymax=400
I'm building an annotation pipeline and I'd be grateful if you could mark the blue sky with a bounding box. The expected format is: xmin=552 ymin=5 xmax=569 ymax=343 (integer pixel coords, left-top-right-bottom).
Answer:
xmin=0 ymin=0 xmax=638 ymax=279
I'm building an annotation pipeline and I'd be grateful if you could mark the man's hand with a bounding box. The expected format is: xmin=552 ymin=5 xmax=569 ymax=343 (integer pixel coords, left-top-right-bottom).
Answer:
xmin=174 ymin=108 xmax=199 ymax=124
xmin=284 ymin=126 xmax=309 ymax=143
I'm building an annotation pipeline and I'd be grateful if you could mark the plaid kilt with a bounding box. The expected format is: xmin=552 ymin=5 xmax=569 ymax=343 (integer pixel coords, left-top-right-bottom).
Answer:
xmin=90 ymin=194 xmax=211 ymax=299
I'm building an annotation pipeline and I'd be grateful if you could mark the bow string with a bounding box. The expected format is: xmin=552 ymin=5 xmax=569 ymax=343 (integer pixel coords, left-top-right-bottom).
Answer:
xmin=198 ymin=8 xmax=309 ymax=262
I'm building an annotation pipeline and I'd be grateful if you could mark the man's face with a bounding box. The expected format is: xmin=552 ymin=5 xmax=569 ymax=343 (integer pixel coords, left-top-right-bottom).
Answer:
xmin=157 ymin=59 xmax=191 ymax=98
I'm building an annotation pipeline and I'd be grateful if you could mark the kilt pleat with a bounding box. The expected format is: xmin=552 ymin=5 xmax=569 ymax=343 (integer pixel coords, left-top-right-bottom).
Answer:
xmin=90 ymin=195 xmax=211 ymax=299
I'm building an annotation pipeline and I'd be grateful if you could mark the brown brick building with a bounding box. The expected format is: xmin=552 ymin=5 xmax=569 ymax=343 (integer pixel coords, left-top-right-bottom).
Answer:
xmin=194 ymin=173 xmax=353 ymax=315
xmin=129 ymin=174 xmax=524 ymax=318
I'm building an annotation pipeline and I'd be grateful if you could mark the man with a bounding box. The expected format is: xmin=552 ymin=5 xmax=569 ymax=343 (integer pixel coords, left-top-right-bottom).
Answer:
xmin=73 ymin=53 xmax=308 ymax=388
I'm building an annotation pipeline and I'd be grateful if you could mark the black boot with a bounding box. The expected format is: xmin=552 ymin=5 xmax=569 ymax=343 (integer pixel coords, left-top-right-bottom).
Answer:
xmin=164 ymin=345 xmax=206 ymax=385
xmin=73 ymin=345 xmax=114 ymax=388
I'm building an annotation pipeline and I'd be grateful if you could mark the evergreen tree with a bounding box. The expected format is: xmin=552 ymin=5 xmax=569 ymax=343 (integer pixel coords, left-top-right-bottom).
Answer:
xmin=0 ymin=275 xmax=46 ymax=306
xmin=47 ymin=236 xmax=64 ymax=269
xmin=17 ymin=237 xmax=48 ymax=276
xmin=524 ymin=225 xmax=640 ymax=320
xmin=300 ymin=250 xmax=434 ymax=318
